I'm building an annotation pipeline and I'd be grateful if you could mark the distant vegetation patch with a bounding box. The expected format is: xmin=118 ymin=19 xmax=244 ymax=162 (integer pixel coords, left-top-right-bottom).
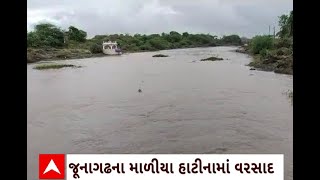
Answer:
xmin=200 ymin=56 xmax=224 ymax=61
xmin=152 ymin=54 xmax=169 ymax=57
xmin=27 ymin=23 xmax=245 ymax=63
xmin=286 ymin=90 xmax=293 ymax=99
xmin=284 ymin=90 xmax=293 ymax=105
xmin=33 ymin=63 xmax=82 ymax=70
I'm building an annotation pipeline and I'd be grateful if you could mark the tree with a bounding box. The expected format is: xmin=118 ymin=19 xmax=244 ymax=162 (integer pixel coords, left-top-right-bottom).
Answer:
xmin=277 ymin=15 xmax=288 ymax=38
xmin=29 ymin=23 xmax=65 ymax=47
xmin=168 ymin=31 xmax=182 ymax=43
xmin=277 ymin=11 xmax=293 ymax=38
xmin=221 ymin=35 xmax=242 ymax=45
xmin=182 ymin=32 xmax=189 ymax=38
xmin=67 ymin=26 xmax=87 ymax=42
xmin=288 ymin=11 xmax=293 ymax=37
xmin=27 ymin=31 xmax=40 ymax=47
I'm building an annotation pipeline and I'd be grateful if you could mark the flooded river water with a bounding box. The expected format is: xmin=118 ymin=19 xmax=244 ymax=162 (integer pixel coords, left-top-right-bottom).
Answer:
xmin=27 ymin=46 xmax=293 ymax=180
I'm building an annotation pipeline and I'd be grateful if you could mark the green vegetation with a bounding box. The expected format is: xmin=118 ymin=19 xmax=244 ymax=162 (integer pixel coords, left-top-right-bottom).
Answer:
xmin=67 ymin=26 xmax=87 ymax=42
xmin=85 ymin=33 xmax=242 ymax=52
xmin=27 ymin=48 xmax=96 ymax=63
xmin=244 ymin=10 xmax=293 ymax=75
xmin=284 ymin=90 xmax=293 ymax=104
xmin=249 ymin=35 xmax=274 ymax=54
xmin=288 ymin=90 xmax=293 ymax=99
xmin=152 ymin=54 xmax=169 ymax=57
xmin=277 ymin=11 xmax=293 ymax=38
xmin=89 ymin=43 xmax=103 ymax=54
xmin=33 ymin=63 xmax=82 ymax=70
xmin=220 ymin=35 xmax=242 ymax=45
xmin=27 ymin=23 xmax=244 ymax=63
xmin=200 ymin=56 xmax=224 ymax=61
xmin=27 ymin=23 xmax=65 ymax=48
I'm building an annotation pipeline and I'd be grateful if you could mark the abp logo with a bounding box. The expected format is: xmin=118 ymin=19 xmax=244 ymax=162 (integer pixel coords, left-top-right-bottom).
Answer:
xmin=39 ymin=154 xmax=65 ymax=179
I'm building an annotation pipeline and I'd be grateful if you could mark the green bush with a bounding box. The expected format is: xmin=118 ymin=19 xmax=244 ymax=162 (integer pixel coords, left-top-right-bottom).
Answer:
xmin=259 ymin=49 xmax=268 ymax=58
xmin=274 ymin=37 xmax=292 ymax=49
xmin=221 ymin=35 xmax=242 ymax=45
xmin=27 ymin=23 xmax=65 ymax=48
xmin=148 ymin=37 xmax=169 ymax=50
xmin=250 ymin=35 xmax=274 ymax=54
xmin=90 ymin=44 xmax=102 ymax=54
xmin=139 ymin=42 xmax=154 ymax=51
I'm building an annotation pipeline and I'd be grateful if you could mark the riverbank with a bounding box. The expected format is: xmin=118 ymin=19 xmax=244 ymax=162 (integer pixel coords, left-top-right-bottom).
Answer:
xmin=27 ymin=48 xmax=106 ymax=63
xmin=27 ymin=45 xmax=224 ymax=63
xmin=235 ymin=41 xmax=293 ymax=75
xmin=248 ymin=52 xmax=293 ymax=75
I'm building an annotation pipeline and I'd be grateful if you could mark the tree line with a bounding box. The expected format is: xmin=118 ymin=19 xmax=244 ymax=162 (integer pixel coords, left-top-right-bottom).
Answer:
xmin=27 ymin=24 xmax=87 ymax=48
xmin=27 ymin=24 xmax=244 ymax=53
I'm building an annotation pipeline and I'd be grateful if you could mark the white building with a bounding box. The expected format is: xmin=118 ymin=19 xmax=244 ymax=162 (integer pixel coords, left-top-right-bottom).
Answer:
xmin=102 ymin=41 xmax=122 ymax=55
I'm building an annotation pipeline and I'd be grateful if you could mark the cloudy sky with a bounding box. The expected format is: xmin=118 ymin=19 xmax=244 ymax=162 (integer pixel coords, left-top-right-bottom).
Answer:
xmin=27 ymin=0 xmax=292 ymax=38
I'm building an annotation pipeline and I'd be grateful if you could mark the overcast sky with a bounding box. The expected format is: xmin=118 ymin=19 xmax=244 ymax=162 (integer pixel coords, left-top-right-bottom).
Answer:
xmin=27 ymin=0 xmax=292 ymax=38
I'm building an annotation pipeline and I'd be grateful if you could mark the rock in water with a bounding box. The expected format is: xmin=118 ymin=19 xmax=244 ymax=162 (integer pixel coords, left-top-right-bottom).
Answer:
xmin=152 ymin=54 xmax=169 ymax=57
xmin=138 ymin=89 xmax=142 ymax=93
xmin=200 ymin=56 xmax=224 ymax=61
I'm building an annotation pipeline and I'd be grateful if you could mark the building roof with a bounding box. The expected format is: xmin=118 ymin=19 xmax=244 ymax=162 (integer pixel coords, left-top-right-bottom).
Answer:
xmin=103 ymin=41 xmax=118 ymax=45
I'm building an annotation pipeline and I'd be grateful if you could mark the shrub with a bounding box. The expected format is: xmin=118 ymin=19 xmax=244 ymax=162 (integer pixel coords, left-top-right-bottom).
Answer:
xmin=259 ymin=49 xmax=268 ymax=58
xmin=274 ymin=37 xmax=292 ymax=49
xmin=221 ymin=35 xmax=242 ymax=45
xmin=90 ymin=44 xmax=102 ymax=54
xmin=250 ymin=35 xmax=274 ymax=54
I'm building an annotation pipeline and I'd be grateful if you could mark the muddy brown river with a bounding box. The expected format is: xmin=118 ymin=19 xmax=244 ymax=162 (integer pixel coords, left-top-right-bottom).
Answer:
xmin=27 ymin=46 xmax=293 ymax=180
